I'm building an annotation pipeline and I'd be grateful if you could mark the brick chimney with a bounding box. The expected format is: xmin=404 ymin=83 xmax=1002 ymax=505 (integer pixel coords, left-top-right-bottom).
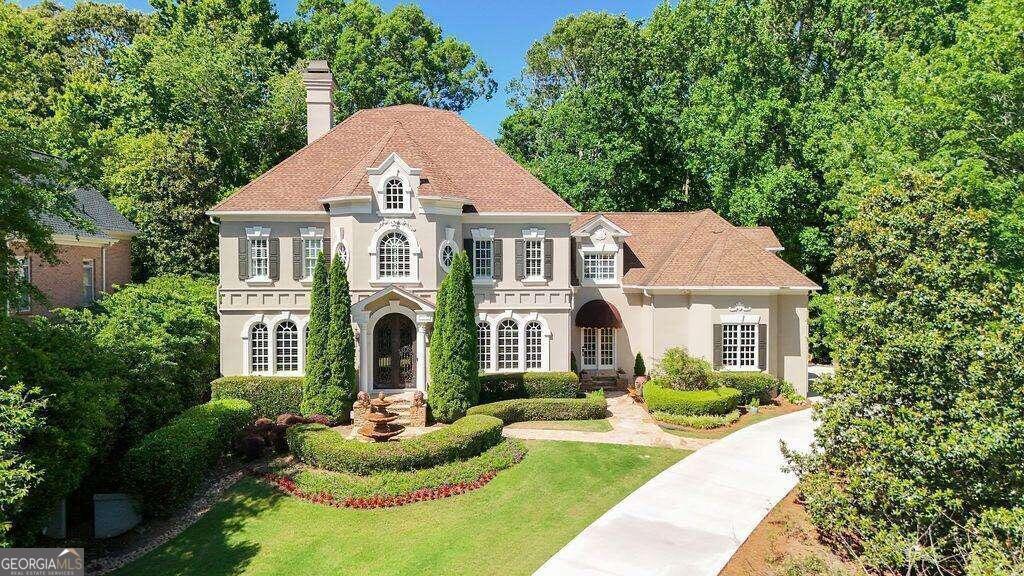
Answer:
xmin=302 ymin=60 xmax=334 ymax=144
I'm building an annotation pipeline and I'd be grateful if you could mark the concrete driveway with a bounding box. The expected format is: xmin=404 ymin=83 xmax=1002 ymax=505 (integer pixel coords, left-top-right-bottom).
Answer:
xmin=533 ymin=408 xmax=817 ymax=576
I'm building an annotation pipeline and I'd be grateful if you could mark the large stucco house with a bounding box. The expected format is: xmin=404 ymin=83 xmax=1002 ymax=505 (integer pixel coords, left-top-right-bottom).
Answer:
xmin=209 ymin=61 xmax=819 ymax=397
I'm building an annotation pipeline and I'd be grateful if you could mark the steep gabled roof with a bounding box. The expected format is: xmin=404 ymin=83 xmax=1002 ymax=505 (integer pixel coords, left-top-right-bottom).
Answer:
xmin=572 ymin=211 xmax=818 ymax=290
xmin=42 ymin=187 xmax=137 ymax=241
xmin=211 ymin=105 xmax=575 ymax=214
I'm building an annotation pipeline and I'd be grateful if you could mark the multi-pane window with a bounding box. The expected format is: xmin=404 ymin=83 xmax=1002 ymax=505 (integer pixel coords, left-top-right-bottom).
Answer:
xmin=378 ymin=232 xmax=411 ymax=278
xmin=15 ymin=257 xmax=30 ymax=312
xmin=440 ymin=243 xmax=455 ymax=271
xmin=384 ymin=178 xmax=405 ymax=211
xmin=722 ymin=323 xmax=757 ymax=368
xmin=473 ymin=240 xmax=493 ymax=279
xmin=581 ymin=327 xmax=615 ymax=368
xmin=583 ymin=253 xmax=615 ymax=281
xmin=82 ymin=259 xmax=96 ymax=304
xmin=524 ymin=239 xmax=543 ymax=278
xmin=525 ymin=321 xmax=543 ymax=370
xmin=249 ymin=237 xmax=269 ymax=279
xmin=335 ymin=243 xmax=349 ymax=268
xmin=275 ymin=321 xmax=299 ymax=372
xmin=477 ymin=321 xmax=491 ymax=370
xmin=250 ymin=323 xmax=269 ymax=373
xmin=302 ymin=238 xmax=323 ymax=279
xmin=497 ymin=319 xmax=519 ymax=370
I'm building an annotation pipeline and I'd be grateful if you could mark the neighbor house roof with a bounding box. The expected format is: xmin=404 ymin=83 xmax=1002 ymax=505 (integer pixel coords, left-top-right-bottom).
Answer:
xmin=572 ymin=210 xmax=818 ymax=290
xmin=211 ymin=105 xmax=575 ymax=214
xmin=42 ymin=186 xmax=137 ymax=242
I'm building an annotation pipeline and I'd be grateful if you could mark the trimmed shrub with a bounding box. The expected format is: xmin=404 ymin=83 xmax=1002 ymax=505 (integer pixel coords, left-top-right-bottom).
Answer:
xmin=643 ymin=380 xmax=741 ymax=416
xmin=428 ymin=252 xmax=479 ymax=422
xmin=287 ymin=414 xmax=503 ymax=475
xmin=467 ymin=391 xmax=607 ymax=424
xmin=652 ymin=347 xmax=713 ymax=390
xmin=711 ymin=371 xmax=778 ymax=404
xmin=325 ymin=255 xmax=357 ymax=419
xmin=633 ymin=352 xmax=646 ymax=377
xmin=478 ymin=371 xmax=581 ymax=403
xmin=210 ymin=376 xmax=303 ymax=418
xmin=123 ymin=399 xmax=253 ymax=516
xmin=653 ymin=410 xmax=741 ymax=429
xmin=302 ymin=251 xmax=332 ymax=415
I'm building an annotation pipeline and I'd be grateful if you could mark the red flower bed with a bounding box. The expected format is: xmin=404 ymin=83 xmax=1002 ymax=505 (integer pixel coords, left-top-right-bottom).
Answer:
xmin=259 ymin=470 xmax=501 ymax=509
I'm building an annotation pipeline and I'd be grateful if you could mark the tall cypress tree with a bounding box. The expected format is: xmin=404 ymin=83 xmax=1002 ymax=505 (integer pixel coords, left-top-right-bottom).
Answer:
xmin=428 ymin=251 xmax=479 ymax=422
xmin=324 ymin=255 xmax=357 ymax=420
xmin=301 ymin=251 xmax=330 ymax=415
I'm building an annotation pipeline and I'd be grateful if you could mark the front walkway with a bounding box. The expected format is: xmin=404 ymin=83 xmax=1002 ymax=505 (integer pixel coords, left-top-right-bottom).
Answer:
xmin=533 ymin=408 xmax=816 ymax=576
xmin=502 ymin=392 xmax=709 ymax=451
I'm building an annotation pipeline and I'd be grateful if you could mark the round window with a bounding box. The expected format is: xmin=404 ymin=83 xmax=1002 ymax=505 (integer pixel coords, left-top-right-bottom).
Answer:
xmin=440 ymin=243 xmax=455 ymax=271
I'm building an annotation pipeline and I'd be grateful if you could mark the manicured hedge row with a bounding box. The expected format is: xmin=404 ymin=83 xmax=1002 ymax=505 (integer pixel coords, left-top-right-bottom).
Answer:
xmin=210 ymin=376 xmax=304 ymax=419
xmin=467 ymin=393 xmax=607 ymax=424
xmin=643 ymin=380 xmax=741 ymax=416
xmin=478 ymin=371 xmax=581 ymax=403
xmin=653 ymin=410 xmax=741 ymax=429
xmin=711 ymin=372 xmax=778 ymax=404
xmin=123 ymin=399 xmax=253 ymax=516
xmin=287 ymin=414 xmax=504 ymax=475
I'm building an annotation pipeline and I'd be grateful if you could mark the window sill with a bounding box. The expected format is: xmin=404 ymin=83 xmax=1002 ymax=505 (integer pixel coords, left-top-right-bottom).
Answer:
xmin=520 ymin=277 xmax=549 ymax=286
xmin=583 ymin=279 xmax=619 ymax=286
xmin=721 ymin=366 xmax=761 ymax=372
xmin=379 ymin=210 xmax=414 ymax=218
xmin=472 ymin=278 xmax=496 ymax=286
xmin=246 ymin=278 xmax=274 ymax=287
xmin=370 ymin=279 xmax=420 ymax=286
xmin=298 ymin=278 xmax=314 ymax=286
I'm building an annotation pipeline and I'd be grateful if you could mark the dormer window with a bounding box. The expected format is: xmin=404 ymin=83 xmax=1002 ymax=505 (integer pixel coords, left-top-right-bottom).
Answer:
xmin=384 ymin=178 xmax=405 ymax=211
xmin=583 ymin=253 xmax=615 ymax=281
xmin=571 ymin=215 xmax=630 ymax=286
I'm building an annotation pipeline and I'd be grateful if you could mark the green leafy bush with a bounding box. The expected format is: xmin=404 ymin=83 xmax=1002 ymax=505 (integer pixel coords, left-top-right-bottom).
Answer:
xmin=0 ymin=378 xmax=46 ymax=547
xmin=711 ymin=371 xmax=778 ymax=404
xmin=653 ymin=410 xmax=741 ymax=429
xmin=467 ymin=391 xmax=607 ymax=424
xmin=478 ymin=371 xmax=581 ymax=403
xmin=652 ymin=347 xmax=713 ymax=390
xmin=289 ymin=439 xmax=527 ymax=500
xmin=123 ymin=399 xmax=253 ymax=516
xmin=288 ymin=414 xmax=503 ymax=475
xmin=211 ymin=376 xmax=304 ymax=419
xmin=428 ymin=252 xmax=480 ymax=422
xmin=633 ymin=352 xmax=646 ymax=377
xmin=966 ymin=508 xmax=1024 ymax=576
xmin=643 ymin=380 xmax=740 ymax=416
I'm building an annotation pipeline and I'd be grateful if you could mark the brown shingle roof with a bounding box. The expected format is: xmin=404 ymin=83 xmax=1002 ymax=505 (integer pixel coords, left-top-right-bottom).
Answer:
xmin=572 ymin=211 xmax=819 ymax=289
xmin=740 ymin=226 xmax=783 ymax=251
xmin=211 ymin=105 xmax=575 ymax=214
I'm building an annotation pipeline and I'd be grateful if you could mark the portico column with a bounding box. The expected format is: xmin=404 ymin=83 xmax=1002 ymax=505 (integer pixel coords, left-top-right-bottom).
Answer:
xmin=415 ymin=313 xmax=433 ymax=392
xmin=354 ymin=313 xmax=369 ymax=392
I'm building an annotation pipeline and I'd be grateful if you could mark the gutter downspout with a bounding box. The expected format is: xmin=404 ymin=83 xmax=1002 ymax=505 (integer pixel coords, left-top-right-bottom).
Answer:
xmin=643 ymin=288 xmax=655 ymax=361
xmin=101 ymin=245 xmax=107 ymax=293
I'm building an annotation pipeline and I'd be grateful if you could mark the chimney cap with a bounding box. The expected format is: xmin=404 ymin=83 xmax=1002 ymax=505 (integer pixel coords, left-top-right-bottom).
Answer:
xmin=306 ymin=60 xmax=330 ymax=73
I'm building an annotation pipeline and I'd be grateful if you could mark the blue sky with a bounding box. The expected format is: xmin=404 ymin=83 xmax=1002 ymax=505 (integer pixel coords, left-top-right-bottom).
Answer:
xmin=39 ymin=0 xmax=661 ymax=139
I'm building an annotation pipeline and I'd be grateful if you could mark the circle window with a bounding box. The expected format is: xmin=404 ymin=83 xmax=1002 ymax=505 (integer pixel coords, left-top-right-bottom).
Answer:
xmin=439 ymin=243 xmax=455 ymax=271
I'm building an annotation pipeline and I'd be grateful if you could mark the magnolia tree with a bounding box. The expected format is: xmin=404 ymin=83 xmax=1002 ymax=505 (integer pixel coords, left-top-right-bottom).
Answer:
xmin=428 ymin=251 xmax=479 ymax=422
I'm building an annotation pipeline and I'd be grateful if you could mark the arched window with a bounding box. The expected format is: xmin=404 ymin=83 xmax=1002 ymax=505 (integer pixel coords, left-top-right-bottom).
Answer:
xmin=335 ymin=242 xmax=349 ymax=268
xmin=477 ymin=321 xmax=491 ymax=370
xmin=439 ymin=243 xmax=455 ymax=271
xmin=525 ymin=321 xmax=543 ymax=370
xmin=384 ymin=178 xmax=405 ymax=211
xmin=378 ymin=232 xmax=411 ymax=278
xmin=497 ymin=319 xmax=519 ymax=370
xmin=250 ymin=323 xmax=269 ymax=373
xmin=275 ymin=321 xmax=299 ymax=372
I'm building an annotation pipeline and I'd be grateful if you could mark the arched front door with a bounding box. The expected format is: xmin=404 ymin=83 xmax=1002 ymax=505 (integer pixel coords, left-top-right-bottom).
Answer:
xmin=373 ymin=313 xmax=416 ymax=389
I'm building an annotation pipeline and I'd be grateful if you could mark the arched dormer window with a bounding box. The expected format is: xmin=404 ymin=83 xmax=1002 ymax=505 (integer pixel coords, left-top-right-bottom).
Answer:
xmin=384 ymin=178 xmax=405 ymax=211
xmin=377 ymin=231 xmax=411 ymax=279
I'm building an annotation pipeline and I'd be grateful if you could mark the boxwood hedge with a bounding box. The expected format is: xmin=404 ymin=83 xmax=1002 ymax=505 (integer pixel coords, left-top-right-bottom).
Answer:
xmin=467 ymin=392 xmax=607 ymax=424
xmin=478 ymin=371 xmax=581 ymax=403
xmin=287 ymin=414 xmax=504 ymax=475
xmin=210 ymin=376 xmax=304 ymax=419
xmin=643 ymin=380 xmax=741 ymax=416
xmin=711 ymin=372 xmax=778 ymax=404
xmin=123 ymin=399 xmax=253 ymax=516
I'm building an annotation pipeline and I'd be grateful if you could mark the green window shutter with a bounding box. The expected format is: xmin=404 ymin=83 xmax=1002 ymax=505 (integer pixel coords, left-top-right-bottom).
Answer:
xmin=492 ymin=238 xmax=503 ymax=280
xmin=515 ymin=239 xmax=525 ymax=280
xmin=269 ymin=237 xmax=280 ymax=280
xmin=758 ymin=324 xmax=768 ymax=371
xmin=569 ymin=237 xmax=579 ymax=286
xmin=238 ymin=237 xmax=249 ymax=280
xmin=292 ymin=237 xmax=303 ymax=280
xmin=543 ymin=238 xmax=554 ymax=280
xmin=464 ymin=239 xmax=474 ymax=275
xmin=713 ymin=324 xmax=723 ymax=369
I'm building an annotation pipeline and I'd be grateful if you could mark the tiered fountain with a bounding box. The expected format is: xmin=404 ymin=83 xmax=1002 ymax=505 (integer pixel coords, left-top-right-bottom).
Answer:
xmin=358 ymin=392 xmax=405 ymax=442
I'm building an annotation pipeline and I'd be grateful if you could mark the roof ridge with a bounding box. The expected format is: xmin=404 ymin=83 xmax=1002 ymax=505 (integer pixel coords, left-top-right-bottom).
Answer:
xmin=325 ymin=123 xmax=398 ymax=198
xmin=643 ymin=210 xmax=712 ymax=285
xmin=392 ymin=115 xmax=461 ymax=196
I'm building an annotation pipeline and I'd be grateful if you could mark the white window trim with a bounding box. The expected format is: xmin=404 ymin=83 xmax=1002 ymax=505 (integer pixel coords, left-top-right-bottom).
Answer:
xmin=367 ymin=153 xmax=420 ymax=217
xmin=240 ymin=312 xmax=308 ymax=376
xmin=720 ymin=315 xmax=761 ymax=371
xmin=15 ymin=257 xmax=31 ymax=312
xmin=299 ymin=227 xmax=325 ymax=282
xmin=82 ymin=259 xmax=96 ymax=304
xmin=521 ymin=228 xmax=546 ymax=283
xmin=381 ymin=177 xmax=411 ymax=215
xmin=471 ymin=228 xmax=496 ymax=283
xmin=578 ymin=242 xmax=620 ymax=286
xmin=245 ymin=226 xmax=272 ymax=284
xmin=368 ymin=222 xmax=421 ymax=284
xmin=477 ymin=311 xmax=552 ymax=373
xmin=438 ymin=227 xmax=457 ymax=272
xmin=581 ymin=327 xmax=616 ymax=370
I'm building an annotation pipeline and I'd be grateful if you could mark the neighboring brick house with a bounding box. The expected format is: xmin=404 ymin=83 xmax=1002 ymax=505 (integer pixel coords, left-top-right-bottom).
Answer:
xmin=209 ymin=61 xmax=819 ymax=396
xmin=10 ymin=186 xmax=137 ymax=315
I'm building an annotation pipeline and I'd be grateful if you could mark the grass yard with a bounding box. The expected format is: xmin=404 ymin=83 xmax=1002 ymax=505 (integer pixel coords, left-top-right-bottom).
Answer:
xmin=112 ymin=440 xmax=685 ymax=576
xmin=661 ymin=402 xmax=809 ymax=440
xmin=504 ymin=419 xmax=614 ymax=432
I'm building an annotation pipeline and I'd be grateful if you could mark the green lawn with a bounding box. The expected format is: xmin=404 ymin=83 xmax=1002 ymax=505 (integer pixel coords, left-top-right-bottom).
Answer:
xmin=505 ymin=419 xmax=614 ymax=432
xmin=113 ymin=440 xmax=685 ymax=576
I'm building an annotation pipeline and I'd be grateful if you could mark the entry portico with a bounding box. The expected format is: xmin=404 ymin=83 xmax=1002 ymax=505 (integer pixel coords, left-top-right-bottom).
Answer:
xmin=352 ymin=285 xmax=435 ymax=394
